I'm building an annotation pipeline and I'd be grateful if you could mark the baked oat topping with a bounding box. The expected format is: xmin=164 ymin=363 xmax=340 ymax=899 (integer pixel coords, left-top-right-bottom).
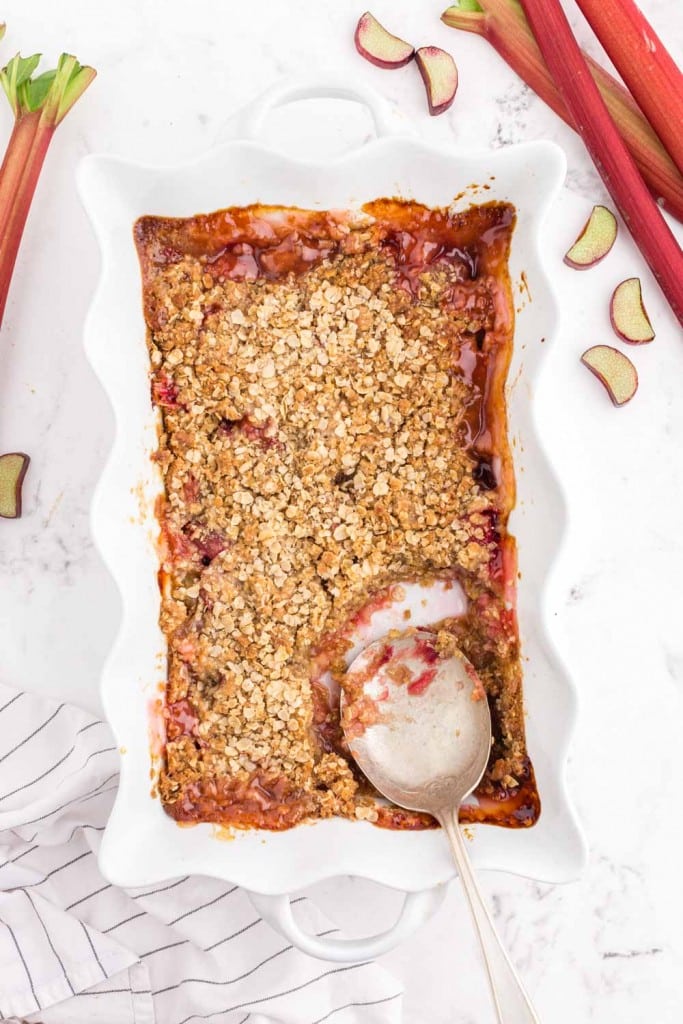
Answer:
xmin=135 ymin=198 xmax=540 ymax=831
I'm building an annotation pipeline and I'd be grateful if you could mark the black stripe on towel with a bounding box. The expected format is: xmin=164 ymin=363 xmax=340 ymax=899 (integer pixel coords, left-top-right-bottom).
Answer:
xmin=310 ymin=992 xmax=403 ymax=1024
xmin=64 ymin=882 xmax=112 ymax=911
xmin=153 ymin=928 xmax=340 ymax=997
xmin=168 ymin=885 xmax=238 ymax=925
xmin=175 ymin=962 xmax=372 ymax=1024
xmin=76 ymin=720 xmax=103 ymax=736
xmin=0 ymin=744 xmax=78 ymax=801
xmin=1 ymin=744 xmax=117 ymax=802
xmin=0 ymin=704 xmax=65 ymax=764
xmin=80 ymin=920 xmax=107 ymax=978
xmin=3 ymin=920 xmax=40 ymax=1009
xmin=23 ymin=778 xmax=119 ymax=834
xmin=141 ymin=938 xmax=189 ymax=958
xmin=103 ymin=910 xmax=147 ymax=934
xmin=0 ymin=692 xmax=23 ymax=714
xmin=131 ymin=876 xmax=190 ymax=900
xmin=205 ymin=896 xmax=306 ymax=953
xmin=25 ymin=891 xmax=75 ymax=994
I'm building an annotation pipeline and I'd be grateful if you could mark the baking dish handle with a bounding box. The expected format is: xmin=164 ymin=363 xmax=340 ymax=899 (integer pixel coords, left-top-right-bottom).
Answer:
xmin=247 ymin=883 xmax=446 ymax=962
xmin=239 ymin=76 xmax=415 ymax=142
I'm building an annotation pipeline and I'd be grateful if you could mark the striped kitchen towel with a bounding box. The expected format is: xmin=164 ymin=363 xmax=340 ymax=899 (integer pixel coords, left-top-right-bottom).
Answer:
xmin=0 ymin=684 xmax=402 ymax=1023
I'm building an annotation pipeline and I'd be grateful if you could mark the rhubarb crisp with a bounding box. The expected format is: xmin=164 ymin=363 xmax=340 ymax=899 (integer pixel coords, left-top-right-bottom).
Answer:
xmin=135 ymin=198 xmax=540 ymax=832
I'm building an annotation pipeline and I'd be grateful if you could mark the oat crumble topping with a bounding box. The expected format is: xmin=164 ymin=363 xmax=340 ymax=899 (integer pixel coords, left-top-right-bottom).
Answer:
xmin=135 ymin=199 xmax=539 ymax=831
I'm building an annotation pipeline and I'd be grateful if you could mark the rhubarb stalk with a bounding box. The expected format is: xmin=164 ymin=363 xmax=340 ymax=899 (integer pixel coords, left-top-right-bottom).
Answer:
xmin=0 ymin=52 xmax=96 ymax=326
xmin=575 ymin=0 xmax=683 ymax=176
xmin=517 ymin=0 xmax=683 ymax=325
xmin=441 ymin=1 xmax=683 ymax=223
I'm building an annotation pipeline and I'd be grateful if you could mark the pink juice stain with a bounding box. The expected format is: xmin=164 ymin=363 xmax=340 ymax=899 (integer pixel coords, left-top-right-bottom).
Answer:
xmin=147 ymin=698 xmax=166 ymax=759
xmin=407 ymin=667 xmax=438 ymax=696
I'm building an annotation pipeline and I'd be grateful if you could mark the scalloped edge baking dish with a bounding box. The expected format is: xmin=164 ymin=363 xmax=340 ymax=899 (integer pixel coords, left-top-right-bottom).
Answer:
xmin=78 ymin=78 xmax=586 ymax=962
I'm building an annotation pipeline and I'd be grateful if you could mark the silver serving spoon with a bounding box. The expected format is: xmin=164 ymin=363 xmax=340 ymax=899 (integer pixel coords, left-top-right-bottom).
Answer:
xmin=342 ymin=629 xmax=540 ymax=1024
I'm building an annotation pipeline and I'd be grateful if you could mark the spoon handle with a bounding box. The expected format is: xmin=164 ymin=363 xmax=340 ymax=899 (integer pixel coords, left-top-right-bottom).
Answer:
xmin=439 ymin=807 xmax=540 ymax=1024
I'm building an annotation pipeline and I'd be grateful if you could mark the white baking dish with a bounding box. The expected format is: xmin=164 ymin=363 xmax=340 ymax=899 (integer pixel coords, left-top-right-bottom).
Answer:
xmin=79 ymin=78 xmax=585 ymax=963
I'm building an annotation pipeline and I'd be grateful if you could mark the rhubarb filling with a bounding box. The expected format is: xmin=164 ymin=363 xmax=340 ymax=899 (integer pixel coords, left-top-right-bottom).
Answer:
xmin=135 ymin=198 xmax=540 ymax=831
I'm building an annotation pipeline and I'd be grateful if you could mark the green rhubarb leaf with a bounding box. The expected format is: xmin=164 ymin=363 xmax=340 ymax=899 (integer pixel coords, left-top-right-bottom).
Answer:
xmin=23 ymin=69 xmax=56 ymax=111
xmin=12 ymin=53 xmax=41 ymax=86
xmin=0 ymin=50 xmax=95 ymax=122
xmin=442 ymin=2 xmax=485 ymax=31
xmin=0 ymin=453 xmax=29 ymax=519
xmin=40 ymin=53 xmax=96 ymax=126
xmin=0 ymin=53 xmax=42 ymax=114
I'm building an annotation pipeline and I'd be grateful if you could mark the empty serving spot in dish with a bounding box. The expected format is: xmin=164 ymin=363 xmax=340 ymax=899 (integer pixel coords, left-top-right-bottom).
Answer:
xmin=338 ymin=578 xmax=468 ymax=670
xmin=135 ymin=198 xmax=539 ymax=832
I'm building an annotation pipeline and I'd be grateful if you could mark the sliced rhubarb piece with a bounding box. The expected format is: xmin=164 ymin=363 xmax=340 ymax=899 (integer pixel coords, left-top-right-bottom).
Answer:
xmin=354 ymin=12 xmax=415 ymax=69
xmin=610 ymin=277 xmax=655 ymax=344
xmin=415 ymin=46 xmax=458 ymax=115
xmin=0 ymin=452 xmax=29 ymax=518
xmin=564 ymin=205 xmax=617 ymax=268
xmin=581 ymin=345 xmax=638 ymax=406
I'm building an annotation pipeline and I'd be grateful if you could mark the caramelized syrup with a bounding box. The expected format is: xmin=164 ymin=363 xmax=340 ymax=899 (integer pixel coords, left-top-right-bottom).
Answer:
xmin=140 ymin=198 xmax=536 ymax=831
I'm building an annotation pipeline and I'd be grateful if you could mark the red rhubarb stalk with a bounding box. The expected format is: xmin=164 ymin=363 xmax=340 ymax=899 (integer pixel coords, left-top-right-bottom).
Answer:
xmin=518 ymin=0 xmax=683 ymax=325
xmin=575 ymin=0 xmax=683 ymax=176
xmin=441 ymin=1 xmax=683 ymax=222
xmin=0 ymin=52 xmax=96 ymax=327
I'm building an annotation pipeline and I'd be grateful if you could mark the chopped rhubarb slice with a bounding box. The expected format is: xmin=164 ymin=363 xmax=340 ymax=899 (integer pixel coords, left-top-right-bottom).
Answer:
xmin=0 ymin=452 xmax=29 ymax=518
xmin=354 ymin=12 xmax=415 ymax=69
xmin=610 ymin=277 xmax=655 ymax=343
xmin=415 ymin=46 xmax=458 ymax=115
xmin=581 ymin=345 xmax=638 ymax=406
xmin=152 ymin=375 xmax=180 ymax=407
xmin=564 ymin=205 xmax=618 ymax=268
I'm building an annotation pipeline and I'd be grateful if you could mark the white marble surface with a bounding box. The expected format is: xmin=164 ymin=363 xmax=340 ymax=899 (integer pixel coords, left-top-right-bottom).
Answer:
xmin=0 ymin=0 xmax=682 ymax=1021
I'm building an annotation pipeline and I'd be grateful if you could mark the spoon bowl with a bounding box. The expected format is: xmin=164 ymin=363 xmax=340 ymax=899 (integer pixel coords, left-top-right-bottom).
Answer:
xmin=342 ymin=628 xmax=540 ymax=1024
xmin=342 ymin=629 xmax=492 ymax=817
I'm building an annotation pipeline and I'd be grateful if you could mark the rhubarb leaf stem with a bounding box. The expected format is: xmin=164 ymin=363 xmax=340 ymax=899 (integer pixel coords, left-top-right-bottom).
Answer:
xmin=442 ymin=1 xmax=683 ymax=222
xmin=0 ymin=112 xmax=40 ymax=235
xmin=0 ymin=120 xmax=53 ymax=325
xmin=575 ymin=0 xmax=683 ymax=176
xmin=0 ymin=52 xmax=95 ymax=329
xmin=518 ymin=0 xmax=683 ymax=325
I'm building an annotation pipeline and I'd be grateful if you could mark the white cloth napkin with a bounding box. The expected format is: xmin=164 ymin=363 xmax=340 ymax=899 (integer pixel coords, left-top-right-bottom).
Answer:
xmin=0 ymin=684 xmax=402 ymax=1024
